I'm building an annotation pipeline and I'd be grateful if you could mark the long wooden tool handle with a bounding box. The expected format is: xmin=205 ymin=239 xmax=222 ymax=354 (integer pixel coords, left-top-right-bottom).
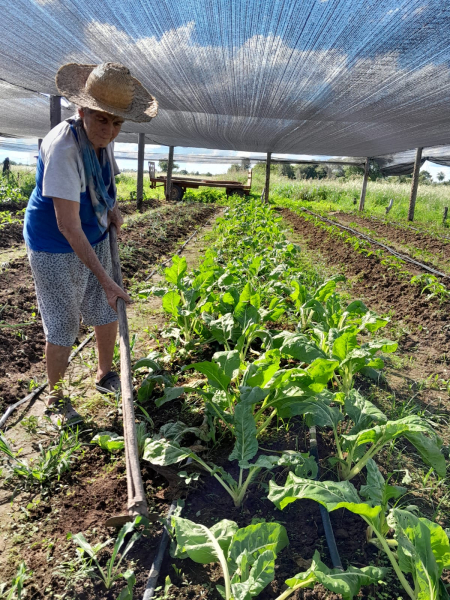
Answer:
xmin=109 ymin=224 xmax=148 ymax=518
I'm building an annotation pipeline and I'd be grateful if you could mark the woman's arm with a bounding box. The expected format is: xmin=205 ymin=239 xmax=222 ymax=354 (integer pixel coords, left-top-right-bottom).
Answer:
xmin=53 ymin=197 xmax=131 ymax=310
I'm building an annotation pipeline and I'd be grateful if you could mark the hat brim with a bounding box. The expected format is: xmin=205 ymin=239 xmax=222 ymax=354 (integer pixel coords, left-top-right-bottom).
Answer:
xmin=55 ymin=63 xmax=158 ymax=123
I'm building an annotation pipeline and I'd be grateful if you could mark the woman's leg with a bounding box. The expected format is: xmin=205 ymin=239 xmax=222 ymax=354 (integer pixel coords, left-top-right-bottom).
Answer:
xmin=94 ymin=320 xmax=118 ymax=383
xmin=46 ymin=342 xmax=72 ymax=404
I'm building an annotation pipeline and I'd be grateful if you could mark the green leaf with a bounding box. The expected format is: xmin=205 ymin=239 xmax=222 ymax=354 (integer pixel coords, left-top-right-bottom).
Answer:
xmin=268 ymin=474 xmax=381 ymax=524
xmin=360 ymin=459 xmax=406 ymax=508
xmin=164 ymin=255 xmax=187 ymax=285
xmin=332 ymin=331 xmax=358 ymax=361
xmin=314 ymin=279 xmax=338 ymax=302
xmin=228 ymin=522 xmax=288 ymax=570
xmin=293 ymin=399 xmax=344 ymax=430
xmin=279 ymin=335 xmax=326 ymax=363
xmin=306 ymin=358 xmax=339 ymax=384
xmin=162 ymin=291 xmax=181 ymax=316
xmin=213 ymin=350 xmax=241 ymax=381
xmin=239 ymin=386 xmax=269 ymax=405
xmin=343 ymin=416 xmax=436 ymax=449
xmin=184 ymin=361 xmax=231 ymax=392
xmin=91 ymin=432 xmax=124 ymax=453
xmin=234 ymin=303 xmax=260 ymax=331
xmin=155 ymin=386 xmax=186 ymax=408
xmin=209 ymin=314 xmax=235 ymax=344
xmin=229 ymin=403 xmax=258 ymax=464
xmin=285 ymin=550 xmax=388 ymax=600
xmin=244 ymin=350 xmax=281 ymax=388
xmin=142 ymin=438 xmax=192 ymax=466
xmin=345 ymin=389 xmax=387 ymax=435
xmin=404 ymin=431 xmax=447 ymax=478
xmin=173 ymin=517 xmax=238 ymax=564
xmin=247 ymin=549 xmax=276 ymax=595
xmin=132 ymin=357 xmax=160 ymax=372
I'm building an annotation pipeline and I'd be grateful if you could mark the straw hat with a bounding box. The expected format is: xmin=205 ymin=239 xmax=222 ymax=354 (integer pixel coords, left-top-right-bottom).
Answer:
xmin=56 ymin=62 xmax=158 ymax=123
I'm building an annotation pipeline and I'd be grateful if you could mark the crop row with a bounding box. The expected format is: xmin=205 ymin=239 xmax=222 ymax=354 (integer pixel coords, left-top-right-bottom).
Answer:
xmin=128 ymin=199 xmax=448 ymax=600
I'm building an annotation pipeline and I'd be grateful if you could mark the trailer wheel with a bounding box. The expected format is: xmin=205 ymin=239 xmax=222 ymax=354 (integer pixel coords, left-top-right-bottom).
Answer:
xmin=170 ymin=184 xmax=184 ymax=202
xmin=226 ymin=188 xmax=245 ymax=198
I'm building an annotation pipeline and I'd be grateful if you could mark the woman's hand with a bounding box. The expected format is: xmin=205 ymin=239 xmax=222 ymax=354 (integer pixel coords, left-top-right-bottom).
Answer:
xmin=108 ymin=204 xmax=124 ymax=229
xmin=102 ymin=276 xmax=132 ymax=311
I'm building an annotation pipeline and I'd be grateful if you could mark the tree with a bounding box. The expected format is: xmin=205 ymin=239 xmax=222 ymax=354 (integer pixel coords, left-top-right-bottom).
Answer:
xmin=437 ymin=171 xmax=445 ymax=182
xmin=419 ymin=170 xmax=432 ymax=184
xmin=295 ymin=164 xmax=318 ymax=179
xmin=279 ymin=163 xmax=295 ymax=179
xmin=158 ymin=160 xmax=179 ymax=172
xmin=240 ymin=157 xmax=251 ymax=170
xmin=179 ymin=169 xmax=188 ymax=175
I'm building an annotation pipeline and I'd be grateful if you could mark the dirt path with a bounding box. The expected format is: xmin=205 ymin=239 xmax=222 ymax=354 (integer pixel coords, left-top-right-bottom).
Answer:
xmin=0 ymin=208 xmax=221 ymax=597
xmin=281 ymin=208 xmax=450 ymax=418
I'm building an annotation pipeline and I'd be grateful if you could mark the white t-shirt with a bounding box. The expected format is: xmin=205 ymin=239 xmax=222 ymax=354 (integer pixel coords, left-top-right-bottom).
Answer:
xmin=40 ymin=119 xmax=120 ymax=202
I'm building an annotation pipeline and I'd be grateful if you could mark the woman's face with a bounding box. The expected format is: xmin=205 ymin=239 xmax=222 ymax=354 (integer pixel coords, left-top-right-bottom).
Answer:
xmin=79 ymin=108 xmax=124 ymax=150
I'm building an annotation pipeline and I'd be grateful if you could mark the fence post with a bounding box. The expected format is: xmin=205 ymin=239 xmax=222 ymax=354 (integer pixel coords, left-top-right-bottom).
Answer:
xmin=358 ymin=158 xmax=370 ymax=211
xmin=443 ymin=207 xmax=448 ymax=224
xmin=136 ymin=132 xmax=145 ymax=212
xmin=408 ymin=147 xmax=423 ymax=222
xmin=166 ymin=146 xmax=174 ymax=202
xmin=50 ymin=95 xmax=61 ymax=130
xmin=264 ymin=152 xmax=272 ymax=203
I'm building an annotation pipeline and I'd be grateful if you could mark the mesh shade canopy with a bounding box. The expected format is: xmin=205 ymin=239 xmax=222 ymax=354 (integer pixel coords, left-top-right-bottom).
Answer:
xmin=1 ymin=0 xmax=450 ymax=162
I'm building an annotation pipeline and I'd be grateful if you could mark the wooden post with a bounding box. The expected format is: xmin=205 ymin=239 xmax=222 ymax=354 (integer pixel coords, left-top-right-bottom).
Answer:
xmin=165 ymin=146 xmax=174 ymax=202
xmin=136 ymin=132 xmax=145 ymax=212
xmin=443 ymin=207 xmax=448 ymax=224
xmin=50 ymin=95 xmax=61 ymax=130
xmin=264 ymin=152 xmax=272 ymax=203
xmin=385 ymin=198 xmax=394 ymax=214
xmin=358 ymin=158 xmax=370 ymax=211
xmin=408 ymin=147 xmax=423 ymax=222
xmin=38 ymin=138 xmax=43 ymax=151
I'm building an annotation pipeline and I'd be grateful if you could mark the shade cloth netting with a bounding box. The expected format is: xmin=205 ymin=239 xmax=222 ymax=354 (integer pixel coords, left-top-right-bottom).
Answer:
xmin=1 ymin=0 xmax=450 ymax=171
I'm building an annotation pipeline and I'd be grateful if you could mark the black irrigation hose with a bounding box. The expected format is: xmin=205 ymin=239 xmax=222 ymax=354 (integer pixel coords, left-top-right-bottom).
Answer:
xmin=300 ymin=207 xmax=450 ymax=280
xmin=0 ymin=331 xmax=95 ymax=430
xmin=309 ymin=426 xmax=343 ymax=570
xmin=365 ymin=214 xmax=450 ymax=242
xmin=144 ymin=211 xmax=220 ymax=282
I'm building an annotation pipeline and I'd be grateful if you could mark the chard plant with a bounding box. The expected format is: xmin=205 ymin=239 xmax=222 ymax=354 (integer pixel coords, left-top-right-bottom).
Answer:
xmin=172 ymin=517 xmax=288 ymax=600
xmin=142 ymin=437 xmax=315 ymax=507
xmin=268 ymin=473 xmax=450 ymax=600
xmin=273 ymin=550 xmax=387 ymax=600
xmin=294 ymin=389 xmax=446 ymax=480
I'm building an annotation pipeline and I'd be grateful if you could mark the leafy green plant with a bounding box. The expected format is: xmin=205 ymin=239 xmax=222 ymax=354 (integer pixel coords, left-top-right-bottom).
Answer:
xmin=91 ymin=431 xmax=125 ymax=453
xmin=268 ymin=474 xmax=450 ymax=600
xmin=295 ymin=389 xmax=446 ymax=480
xmin=143 ymin=437 xmax=314 ymax=507
xmin=0 ymin=562 xmax=31 ymax=600
xmin=411 ymin=274 xmax=450 ymax=304
xmin=68 ymin=517 xmax=143 ymax=590
xmin=172 ymin=517 xmax=288 ymax=600
xmin=273 ymin=550 xmax=387 ymax=600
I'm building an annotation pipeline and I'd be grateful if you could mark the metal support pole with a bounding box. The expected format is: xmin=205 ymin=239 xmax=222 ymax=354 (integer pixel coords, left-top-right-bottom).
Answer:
xmin=38 ymin=138 xmax=43 ymax=151
xmin=165 ymin=146 xmax=174 ymax=202
xmin=358 ymin=158 xmax=370 ymax=211
xmin=50 ymin=95 xmax=61 ymax=130
xmin=408 ymin=147 xmax=423 ymax=222
xmin=136 ymin=132 xmax=145 ymax=212
xmin=264 ymin=152 xmax=272 ymax=203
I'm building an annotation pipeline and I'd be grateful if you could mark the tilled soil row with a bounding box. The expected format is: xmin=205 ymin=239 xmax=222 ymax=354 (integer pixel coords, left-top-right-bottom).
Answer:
xmin=331 ymin=211 xmax=450 ymax=274
xmin=0 ymin=203 xmax=216 ymax=411
xmin=281 ymin=208 xmax=450 ymax=411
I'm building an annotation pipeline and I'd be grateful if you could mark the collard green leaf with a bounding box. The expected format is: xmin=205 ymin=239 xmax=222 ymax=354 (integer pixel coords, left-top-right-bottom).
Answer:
xmin=293 ymin=399 xmax=344 ymax=430
xmin=162 ymin=291 xmax=181 ymax=316
xmin=228 ymin=522 xmax=288 ymax=570
xmin=306 ymin=358 xmax=339 ymax=384
xmin=344 ymin=416 xmax=434 ymax=450
xmin=142 ymin=438 xmax=192 ymax=466
xmin=91 ymin=432 xmax=124 ymax=453
xmin=403 ymin=431 xmax=447 ymax=478
xmin=345 ymin=389 xmax=387 ymax=436
xmin=239 ymin=386 xmax=269 ymax=405
xmin=213 ymin=350 xmax=241 ymax=381
xmin=209 ymin=314 xmax=236 ymax=344
xmin=155 ymin=386 xmax=186 ymax=407
xmin=360 ymin=459 xmax=406 ymax=508
xmin=246 ymin=549 xmax=276 ymax=595
xmin=332 ymin=330 xmax=358 ymax=361
xmin=234 ymin=303 xmax=260 ymax=331
xmin=164 ymin=255 xmax=187 ymax=285
xmin=132 ymin=357 xmax=160 ymax=372
xmin=184 ymin=361 xmax=231 ymax=392
xmin=244 ymin=350 xmax=281 ymax=388
xmin=173 ymin=517 xmax=238 ymax=564
xmin=268 ymin=474 xmax=381 ymax=523
xmin=229 ymin=403 xmax=258 ymax=464
xmin=279 ymin=335 xmax=326 ymax=363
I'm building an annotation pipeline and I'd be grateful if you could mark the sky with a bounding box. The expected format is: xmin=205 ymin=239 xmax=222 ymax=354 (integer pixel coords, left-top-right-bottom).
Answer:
xmin=1 ymin=140 xmax=450 ymax=181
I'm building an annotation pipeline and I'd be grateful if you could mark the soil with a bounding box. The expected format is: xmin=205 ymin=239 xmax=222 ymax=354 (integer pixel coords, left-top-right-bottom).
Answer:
xmin=332 ymin=211 xmax=450 ymax=274
xmin=0 ymin=222 xmax=24 ymax=248
xmin=281 ymin=208 xmax=450 ymax=417
xmin=0 ymin=202 xmax=216 ymax=412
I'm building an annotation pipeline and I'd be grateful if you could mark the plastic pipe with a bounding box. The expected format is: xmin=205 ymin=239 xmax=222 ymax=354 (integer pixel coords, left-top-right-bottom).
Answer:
xmin=309 ymin=426 xmax=343 ymax=570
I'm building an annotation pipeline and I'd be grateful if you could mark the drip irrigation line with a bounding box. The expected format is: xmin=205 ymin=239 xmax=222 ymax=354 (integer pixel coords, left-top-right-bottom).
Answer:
xmin=0 ymin=331 xmax=95 ymax=430
xmin=144 ymin=211 xmax=219 ymax=282
xmin=364 ymin=214 xmax=450 ymax=242
xmin=309 ymin=426 xmax=343 ymax=570
xmin=300 ymin=207 xmax=450 ymax=280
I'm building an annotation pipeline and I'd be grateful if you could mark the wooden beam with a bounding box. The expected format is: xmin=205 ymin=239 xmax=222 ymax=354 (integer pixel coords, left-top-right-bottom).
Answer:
xmin=408 ymin=147 xmax=423 ymax=222
xmin=50 ymin=95 xmax=61 ymax=130
xmin=136 ymin=133 xmax=145 ymax=212
xmin=358 ymin=158 xmax=370 ymax=211
xmin=264 ymin=152 xmax=272 ymax=203
xmin=165 ymin=146 xmax=174 ymax=202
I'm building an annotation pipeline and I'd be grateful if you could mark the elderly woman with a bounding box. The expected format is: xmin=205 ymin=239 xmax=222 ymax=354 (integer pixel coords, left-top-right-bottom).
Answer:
xmin=23 ymin=63 xmax=157 ymax=425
